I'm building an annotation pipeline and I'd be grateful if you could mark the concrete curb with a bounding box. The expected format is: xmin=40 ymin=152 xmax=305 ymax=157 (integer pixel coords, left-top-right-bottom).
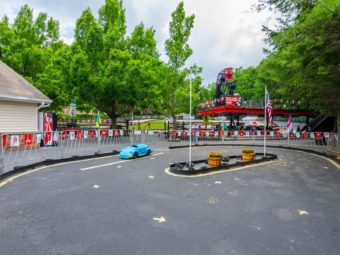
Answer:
xmin=169 ymin=153 xmax=277 ymax=176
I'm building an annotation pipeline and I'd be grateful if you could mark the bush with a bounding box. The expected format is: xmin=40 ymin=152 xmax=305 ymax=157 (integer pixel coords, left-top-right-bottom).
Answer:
xmin=208 ymin=151 xmax=224 ymax=158
xmin=242 ymin=148 xmax=254 ymax=154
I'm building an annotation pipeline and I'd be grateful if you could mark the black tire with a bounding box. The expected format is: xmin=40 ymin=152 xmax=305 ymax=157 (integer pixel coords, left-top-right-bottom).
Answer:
xmin=133 ymin=152 xmax=138 ymax=159
xmin=146 ymin=149 xmax=151 ymax=156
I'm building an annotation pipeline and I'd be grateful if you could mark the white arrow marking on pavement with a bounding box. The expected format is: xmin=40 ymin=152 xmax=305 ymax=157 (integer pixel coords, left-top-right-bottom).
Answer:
xmin=298 ymin=210 xmax=309 ymax=215
xmin=80 ymin=160 xmax=127 ymax=171
xmin=153 ymin=216 xmax=166 ymax=223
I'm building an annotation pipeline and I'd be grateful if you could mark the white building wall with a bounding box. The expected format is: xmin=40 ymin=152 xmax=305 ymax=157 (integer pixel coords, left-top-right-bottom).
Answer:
xmin=0 ymin=100 xmax=38 ymax=133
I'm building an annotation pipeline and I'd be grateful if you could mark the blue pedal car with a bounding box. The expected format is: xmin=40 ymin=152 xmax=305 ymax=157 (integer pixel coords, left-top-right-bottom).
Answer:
xmin=119 ymin=144 xmax=152 ymax=159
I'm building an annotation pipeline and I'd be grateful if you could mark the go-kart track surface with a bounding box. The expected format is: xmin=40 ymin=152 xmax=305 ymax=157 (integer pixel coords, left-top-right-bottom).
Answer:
xmin=0 ymin=146 xmax=339 ymax=255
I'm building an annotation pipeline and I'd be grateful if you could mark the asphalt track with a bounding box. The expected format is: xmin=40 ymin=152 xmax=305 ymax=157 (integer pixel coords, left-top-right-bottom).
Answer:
xmin=0 ymin=146 xmax=339 ymax=255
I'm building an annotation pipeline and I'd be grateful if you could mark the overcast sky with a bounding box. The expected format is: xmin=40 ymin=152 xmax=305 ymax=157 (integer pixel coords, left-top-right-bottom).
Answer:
xmin=0 ymin=0 xmax=275 ymax=85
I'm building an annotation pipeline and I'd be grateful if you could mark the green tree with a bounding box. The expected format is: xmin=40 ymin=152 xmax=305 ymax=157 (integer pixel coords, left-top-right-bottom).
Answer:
xmin=164 ymin=1 xmax=195 ymax=126
xmin=176 ymin=65 xmax=203 ymax=115
xmin=0 ymin=4 xmax=69 ymax=110
xmin=256 ymin=0 xmax=340 ymax=117
xmin=234 ymin=67 xmax=262 ymax=100
xmin=74 ymin=7 xmax=104 ymax=68
xmin=72 ymin=0 xmax=164 ymax=127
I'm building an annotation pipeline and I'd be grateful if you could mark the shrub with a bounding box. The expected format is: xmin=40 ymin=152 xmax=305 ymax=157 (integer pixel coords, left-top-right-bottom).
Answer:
xmin=242 ymin=148 xmax=254 ymax=154
xmin=208 ymin=151 xmax=224 ymax=158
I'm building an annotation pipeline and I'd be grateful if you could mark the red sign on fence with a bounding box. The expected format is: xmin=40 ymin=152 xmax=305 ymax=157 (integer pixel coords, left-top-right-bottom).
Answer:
xmin=77 ymin=131 xmax=83 ymax=139
xmin=315 ymin=132 xmax=323 ymax=139
xmin=101 ymin=130 xmax=107 ymax=137
xmin=24 ymin=134 xmax=33 ymax=145
xmin=1 ymin=135 xmax=7 ymax=147
xmin=89 ymin=130 xmax=95 ymax=138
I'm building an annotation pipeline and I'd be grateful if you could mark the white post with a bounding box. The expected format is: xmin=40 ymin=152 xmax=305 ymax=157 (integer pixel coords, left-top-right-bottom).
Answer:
xmin=189 ymin=67 xmax=192 ymax=167
xmin=288 ymin=119 xmax=290 ymax=146
xmin=264 ymin=86 xmax=267 ymax=157
xmin=0 ymin=135 xmax=4 ymax=174
xmin=98 ymin=127 xmax=101 ymax=153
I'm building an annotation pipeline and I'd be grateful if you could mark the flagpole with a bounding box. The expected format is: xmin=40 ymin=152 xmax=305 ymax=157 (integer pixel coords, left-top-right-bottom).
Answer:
xmin=264 ymin=86 xmax=267 ymax=156
xmin=189 ymin=67 xmax=192 ymax=168
xmin=288 ymin=115 xmax=290 ymax=146
xmin=97 ymin=111 xmax=101 ymax=153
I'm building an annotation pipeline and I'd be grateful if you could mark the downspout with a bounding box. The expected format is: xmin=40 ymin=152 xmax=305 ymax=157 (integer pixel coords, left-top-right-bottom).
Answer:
xmin=37 ymin=101 xmax=51 ymax=110
xmin=37 ymin=101 xmax=51 ymax=133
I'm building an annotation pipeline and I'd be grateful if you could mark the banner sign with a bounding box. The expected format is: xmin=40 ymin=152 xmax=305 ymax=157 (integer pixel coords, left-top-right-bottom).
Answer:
xmin=108 ymin=129 xmax=113 ymax=137
xmin=69 ymin=131 xmax=75 ymax=140
xmin=10 ymin=135 xmax=20 ymax=147
xmin=53 ymin=131 xmax=59 ymax=142
xmin=24 ymin=134 xmax=33 ymax=145
xmin=101 ymin=130 xmax=107 ymax=137
xmin=1 ymin=135 xmax=7 ymax=147
xmin=43 ymin=112 xmax=53 ymax=146
xmin=89 ymin=130 xmax=95 ymax=138
xmin=36 ymin=134 xmax=42 ymax=144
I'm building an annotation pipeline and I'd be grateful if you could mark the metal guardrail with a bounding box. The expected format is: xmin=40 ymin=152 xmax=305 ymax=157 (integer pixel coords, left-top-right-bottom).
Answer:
xmin=0 ymin=129 xmax=338 ymax=174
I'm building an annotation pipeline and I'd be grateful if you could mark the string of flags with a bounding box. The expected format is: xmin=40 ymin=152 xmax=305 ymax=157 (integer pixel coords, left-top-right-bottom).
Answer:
xmin=198 ymin=97 xmax=225 ymax=108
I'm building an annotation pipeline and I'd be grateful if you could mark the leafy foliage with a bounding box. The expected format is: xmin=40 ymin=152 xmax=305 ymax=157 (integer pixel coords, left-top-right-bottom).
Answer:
xmin=256 ymin=0 xmax=340 ymax=116
xmin=0 ymin=5 xmax=70 ymax=110
xmin=164 ymin=2 xmax=196 ymax=125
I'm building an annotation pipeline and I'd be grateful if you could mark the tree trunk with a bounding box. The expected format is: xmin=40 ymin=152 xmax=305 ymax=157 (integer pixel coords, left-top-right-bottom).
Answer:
xmin=111 ymin=116 xmax=117 ymax=129
xmin=172 ymin=113 xmax=177 ymax=131
xmin=172 ymin=87 xmax=177 ymax=130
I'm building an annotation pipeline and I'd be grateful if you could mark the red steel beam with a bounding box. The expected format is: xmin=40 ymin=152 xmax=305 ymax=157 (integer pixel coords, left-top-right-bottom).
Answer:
xmin=198 ymin=107 xmax=312 ymax=116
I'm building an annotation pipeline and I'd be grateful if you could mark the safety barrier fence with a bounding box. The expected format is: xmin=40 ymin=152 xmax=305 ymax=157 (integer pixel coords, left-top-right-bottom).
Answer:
xmin=0 ymin=129 xmax=338 ymax=174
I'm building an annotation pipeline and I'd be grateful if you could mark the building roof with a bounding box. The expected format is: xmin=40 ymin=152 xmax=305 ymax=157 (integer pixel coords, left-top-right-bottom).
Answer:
xmin=0 ymin=60 xmax=52 ymax=104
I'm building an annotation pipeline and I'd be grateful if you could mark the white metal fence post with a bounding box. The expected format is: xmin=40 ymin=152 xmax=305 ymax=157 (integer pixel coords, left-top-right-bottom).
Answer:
xmin=0 ymin=135 xmax=4 ymax=174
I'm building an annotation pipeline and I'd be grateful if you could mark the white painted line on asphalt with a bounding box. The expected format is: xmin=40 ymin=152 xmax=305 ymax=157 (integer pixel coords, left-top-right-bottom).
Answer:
xmin=0 ymin=155 xmax=119 ymax=188
xmin=80 ymin=160 xmax=127 ymax=171
xmin=151 ymin=152 xmax=164 ymax=157
xmin=295 ymin=150 xmax=340 ymax=170
xmin=272 ymin=148 xmax=340 ymax=170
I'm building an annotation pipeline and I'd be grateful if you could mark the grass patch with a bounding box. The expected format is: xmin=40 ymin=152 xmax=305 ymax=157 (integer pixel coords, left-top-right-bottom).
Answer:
xmin=129 ymin=120 xmax=165 ymax=130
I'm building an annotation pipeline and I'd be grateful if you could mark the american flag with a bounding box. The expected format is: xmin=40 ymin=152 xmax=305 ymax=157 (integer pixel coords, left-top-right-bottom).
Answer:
xmin=287 ymin=115 xmax=293 ymax=133
xmin=265 ymin=89 xmax=272 ymax=125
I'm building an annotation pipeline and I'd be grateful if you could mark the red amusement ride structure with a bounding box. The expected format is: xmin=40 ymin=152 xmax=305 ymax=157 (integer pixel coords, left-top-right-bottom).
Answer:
xmin=198 ymin=67 xmax=312 ymax=126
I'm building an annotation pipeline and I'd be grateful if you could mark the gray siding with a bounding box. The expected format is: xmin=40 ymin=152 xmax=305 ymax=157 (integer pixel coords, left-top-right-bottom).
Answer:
xmin=0 ymin=100 xmax=38 ymax=133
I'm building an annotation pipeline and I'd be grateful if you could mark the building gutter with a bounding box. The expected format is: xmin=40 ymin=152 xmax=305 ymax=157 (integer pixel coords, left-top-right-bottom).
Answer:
xmin=0 ymin=94 xmax=52 ymax=104
xmin=37 ymin=101 xmax=51 ymax=110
